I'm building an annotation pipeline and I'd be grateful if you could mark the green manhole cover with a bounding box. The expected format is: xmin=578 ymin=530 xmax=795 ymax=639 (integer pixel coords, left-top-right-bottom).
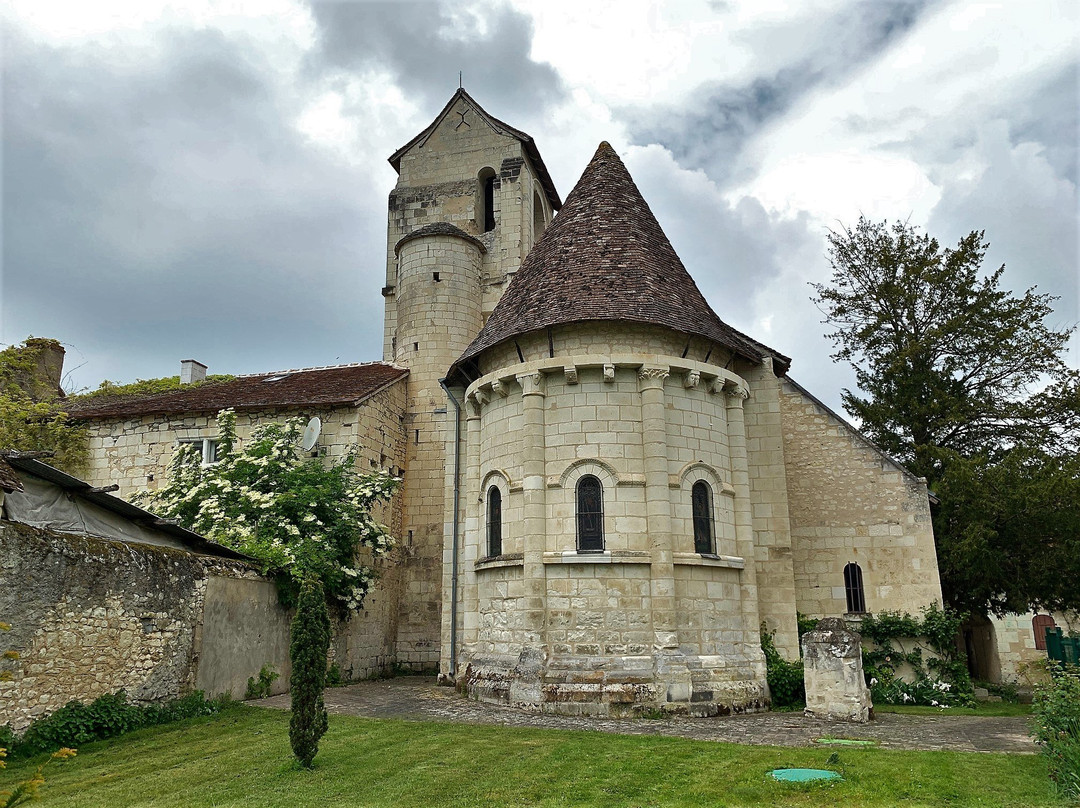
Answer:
xmin=770 ymin=768 xmax=843 ymax=783
xmin=815 ymin=737 xmax=876 ymax=746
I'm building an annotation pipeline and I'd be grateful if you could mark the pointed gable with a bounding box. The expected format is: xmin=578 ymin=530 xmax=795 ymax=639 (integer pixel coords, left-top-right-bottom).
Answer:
xmin=449 ymin=142 xmax=789 ymax=379
xmin=388 ymin=88 xmax=561 ymax=212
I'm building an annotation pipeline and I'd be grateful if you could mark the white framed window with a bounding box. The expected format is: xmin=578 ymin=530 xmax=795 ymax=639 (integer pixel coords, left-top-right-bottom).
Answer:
xmin=178 ymin=438 xmax=220 ymax=465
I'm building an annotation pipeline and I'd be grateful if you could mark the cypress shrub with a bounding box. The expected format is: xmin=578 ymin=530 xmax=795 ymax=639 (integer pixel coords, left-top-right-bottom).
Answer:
xmin=289 ymin=576 xmax=331 ymax=768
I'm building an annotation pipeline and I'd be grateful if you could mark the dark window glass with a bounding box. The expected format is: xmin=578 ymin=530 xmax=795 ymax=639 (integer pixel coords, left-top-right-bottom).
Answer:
xmin=483 ymin=175 xmax=496 ymax=232
xmin=487 ymin=487 xmax=502 ymax=557
xmin=576 ymin=475 xmax=603 ymax=552
xmin=844 ymin=562 xmax=866 ymax=613
xmin=692 ymin=481 xmax=714 ymax=554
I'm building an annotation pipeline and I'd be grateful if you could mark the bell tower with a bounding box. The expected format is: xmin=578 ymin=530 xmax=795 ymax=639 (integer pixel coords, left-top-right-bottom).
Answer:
xmin=382 ymin=89 xmax=560 ymax=668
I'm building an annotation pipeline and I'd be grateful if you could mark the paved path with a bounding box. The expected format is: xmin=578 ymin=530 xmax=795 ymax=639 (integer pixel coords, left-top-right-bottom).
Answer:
xmin=255 ymin=676 xmax=1036 ymax=755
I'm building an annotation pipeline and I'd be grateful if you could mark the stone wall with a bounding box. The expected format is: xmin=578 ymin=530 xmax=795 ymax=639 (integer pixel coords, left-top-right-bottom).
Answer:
xmin=444 ymin=322 xmax=769 ymax=714
xmin=0 ymin=522 xmax=255 ymax=731
xmin=779 ymin=379 xmax=942 ymax=619
xmin=1 ymin=517 xmax=404 ymax=731
xmin=81 ymin=388 xmax=406 ymax=502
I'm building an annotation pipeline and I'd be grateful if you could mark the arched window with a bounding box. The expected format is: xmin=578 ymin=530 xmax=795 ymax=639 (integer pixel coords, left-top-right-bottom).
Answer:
xmin=1033 ymin=614 xmax=1056 ymax=651
xmin=576 ymin=475 xmax=604 ymax=552
xmin=844 ymin=562 xmax=866 ymax=614
xmin=487 ymin=486 xmax=502 ymax=557
xmin=692 ymin=481 xmax=714 ymax=554
xmin=478 ymin=168 xmax=496 ymax=232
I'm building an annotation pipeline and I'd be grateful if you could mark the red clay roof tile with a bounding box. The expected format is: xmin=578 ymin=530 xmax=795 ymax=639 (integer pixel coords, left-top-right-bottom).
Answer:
xmin=64 ymin=363 xmax=408 ymax=420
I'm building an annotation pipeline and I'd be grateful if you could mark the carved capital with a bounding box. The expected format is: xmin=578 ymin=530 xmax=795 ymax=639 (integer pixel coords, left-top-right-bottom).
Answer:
xmin=638 ymin=364 xmax=669 ymax=391
xmin=638 ymin=365 xmax=670 ymax=381
xmin=724 ymin=380 xmax=749 ymax=404
xmin=465 ymin=397 xmax=482 ymax=419
xmin=516 ymin=371 xmax=546 ymax=397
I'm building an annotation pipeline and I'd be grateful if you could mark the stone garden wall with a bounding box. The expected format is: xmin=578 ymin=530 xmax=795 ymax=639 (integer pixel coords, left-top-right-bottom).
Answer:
xmin=0 ymin=521 xmax=399 ymax=732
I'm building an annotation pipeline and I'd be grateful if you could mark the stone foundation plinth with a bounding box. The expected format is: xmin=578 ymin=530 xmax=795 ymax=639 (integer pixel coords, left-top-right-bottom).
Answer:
xmin=461 ymin=648 xmax=769 ymax=717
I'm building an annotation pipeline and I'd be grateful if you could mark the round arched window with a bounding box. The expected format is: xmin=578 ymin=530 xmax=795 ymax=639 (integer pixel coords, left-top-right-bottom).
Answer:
xmin=576 ymin=475 xmax=604 ymax=552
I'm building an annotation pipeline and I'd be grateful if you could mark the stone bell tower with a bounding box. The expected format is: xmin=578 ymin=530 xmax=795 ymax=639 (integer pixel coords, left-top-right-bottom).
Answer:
xmin=382 ymin=89 xmax=561 ymax=668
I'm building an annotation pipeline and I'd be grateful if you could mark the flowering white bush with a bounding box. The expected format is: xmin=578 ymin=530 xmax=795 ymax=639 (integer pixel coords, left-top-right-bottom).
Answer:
xmin=135 ymin=409 xmax=399 ymax=611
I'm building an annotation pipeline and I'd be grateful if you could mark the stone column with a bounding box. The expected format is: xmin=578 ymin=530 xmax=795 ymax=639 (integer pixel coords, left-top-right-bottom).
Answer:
xmin=639 ymin=365 xmax=677 ymax=652
xmin=516 ymin=371 xmax=548 ymax=641
xmin=725 ymin=382 xmax=763 ymax=656
xmin=462 ymin=395 xmax=483 ymax=652
xmin=511 ymin=370 xmax=547 ymax=703
xmin=803 ymin=617 xmax=872 ymax=722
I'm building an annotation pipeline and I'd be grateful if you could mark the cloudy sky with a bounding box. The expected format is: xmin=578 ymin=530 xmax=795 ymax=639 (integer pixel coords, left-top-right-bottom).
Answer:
xmin=2 ymin=0 xmax=1077 ymax=413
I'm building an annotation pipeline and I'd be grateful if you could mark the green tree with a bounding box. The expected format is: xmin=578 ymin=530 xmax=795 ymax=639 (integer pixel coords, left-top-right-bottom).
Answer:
xmin=813 ymin=217 xmax=1079 ymax=616
xmin=0 ymin=339 xmax=88 ymax=475
xmin=289 ymin=576 xmax=330 ymax=768
xmin=139 ymin=410 xmax=399 ymax=766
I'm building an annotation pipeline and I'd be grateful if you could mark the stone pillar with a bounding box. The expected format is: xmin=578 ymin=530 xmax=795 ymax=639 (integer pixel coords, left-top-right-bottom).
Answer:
xmin=639 ymin=365 xmax=676 ymax=652
xmin=725 ymin=382 xmax=763 ymax=658
xmin=507 ymin=370 xmax=547 ymax=703
xmin=802 ymin=617 xmax=872 ymax=722
xmin=516 ymin=371 xmax=547 ymax=661
xmin=461 ymin=395 xmax=483 ymax=652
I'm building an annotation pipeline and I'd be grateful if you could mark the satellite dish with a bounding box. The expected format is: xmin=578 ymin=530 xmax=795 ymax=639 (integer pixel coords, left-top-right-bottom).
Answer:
xmin=301 ymin=417 xmax=322 ymax=452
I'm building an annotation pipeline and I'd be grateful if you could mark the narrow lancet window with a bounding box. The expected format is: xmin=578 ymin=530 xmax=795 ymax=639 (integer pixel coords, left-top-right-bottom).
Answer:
xmin=844 ymin=562 xmax=866 ymax=614
xmin=576 ymin=475 xmax=604 ymax=552
xmin=487 ymin=486 xmax=502 ymax=557
xmin=692 ymin=481 xmax=714 ymax=554
xmin=478 ymin=168 xmax=497 ymax=232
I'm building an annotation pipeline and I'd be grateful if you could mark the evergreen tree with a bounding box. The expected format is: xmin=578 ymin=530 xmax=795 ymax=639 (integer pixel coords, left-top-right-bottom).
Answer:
xmin=289 ymin=576 xmax=330 ymax=769
xmin=813 ymin=217 xmax=1079 ymax=616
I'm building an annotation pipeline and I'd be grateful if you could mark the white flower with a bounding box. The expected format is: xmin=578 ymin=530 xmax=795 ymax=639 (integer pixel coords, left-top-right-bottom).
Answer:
xmin=870 ymin=677 xmax=878 ymax=686
xmin=931 ymin=700 xmax=939 ymax=707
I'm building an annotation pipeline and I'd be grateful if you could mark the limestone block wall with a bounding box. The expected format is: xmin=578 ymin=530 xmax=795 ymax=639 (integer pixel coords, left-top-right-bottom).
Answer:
xmin=445 ymin=322 xmax=769 ymax=713
xmin=393 ymin=234 xmax=484 ymax=670
xmin=383 ymin=95 xmax=550 ymax=359
xmin=81 ymin=391 xmax=404 ymax=501
xmin=779 ymin=379 xmax=942 ymax=620
xmin=739 ymin=359 xmax=800 ymax=659
xmin=986 ymin=611 xmax=1079 ymax=683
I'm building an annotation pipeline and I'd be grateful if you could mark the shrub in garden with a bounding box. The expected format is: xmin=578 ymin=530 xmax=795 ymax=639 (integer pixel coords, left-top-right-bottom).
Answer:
xmin=761 ymin=627 xmax=805 ymax=708
xmin=290 ymin=576 xmax=331 ymax=769
xmin=860 ymin=605 xmax=974 ymax=707
xmin=1032 ymin=664 xmax=1080 ymax=800
xmin=7 ymin=691 xmax=224 ymax=758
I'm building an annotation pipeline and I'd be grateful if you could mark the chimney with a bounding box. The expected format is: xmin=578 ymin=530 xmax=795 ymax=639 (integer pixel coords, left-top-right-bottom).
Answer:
xmin=21 ymin=338 xmax=65 ymax=399
xmin=180 ymin=359 xmax=208 ymax=385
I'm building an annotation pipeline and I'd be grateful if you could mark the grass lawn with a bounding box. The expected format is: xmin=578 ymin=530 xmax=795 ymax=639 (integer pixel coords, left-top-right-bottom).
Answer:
xmin=874 ymin=702 xmax=1034 ymax=717
xmin=0 ymin=706 xmax=1059 ymax=808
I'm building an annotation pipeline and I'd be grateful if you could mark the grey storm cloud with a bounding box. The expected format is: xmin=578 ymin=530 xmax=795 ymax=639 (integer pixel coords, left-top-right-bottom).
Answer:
xmin=1 ymin=25 xmax=389 ymax=387
xmin=623 ymin=0 xmax=938 ymax=184
xmin=305 ymin=1 xmax=566 ymax=121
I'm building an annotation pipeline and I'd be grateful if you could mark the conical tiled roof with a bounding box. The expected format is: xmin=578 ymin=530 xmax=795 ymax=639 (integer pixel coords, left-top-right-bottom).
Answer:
xmin=449 ymin=142 xmax=789 ymax=379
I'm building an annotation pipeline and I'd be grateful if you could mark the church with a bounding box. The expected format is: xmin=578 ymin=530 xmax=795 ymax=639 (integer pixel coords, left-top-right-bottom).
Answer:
xmin=66 ymin=89 xmax=943 ymax=716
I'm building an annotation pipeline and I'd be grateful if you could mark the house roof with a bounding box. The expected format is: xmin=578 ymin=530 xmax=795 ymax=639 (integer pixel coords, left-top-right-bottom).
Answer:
xmin=0 ymin=451 xmax=250 ymax=560
xmin=449 ymin=142 xmax=790 ymax=380
xmin=0 ymin=457 xmax=24 ymax=493
xmin=388 ymin=88 xmax=562 ymax=213
xmin=65 ymin=362 xmax=408 ymax=420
